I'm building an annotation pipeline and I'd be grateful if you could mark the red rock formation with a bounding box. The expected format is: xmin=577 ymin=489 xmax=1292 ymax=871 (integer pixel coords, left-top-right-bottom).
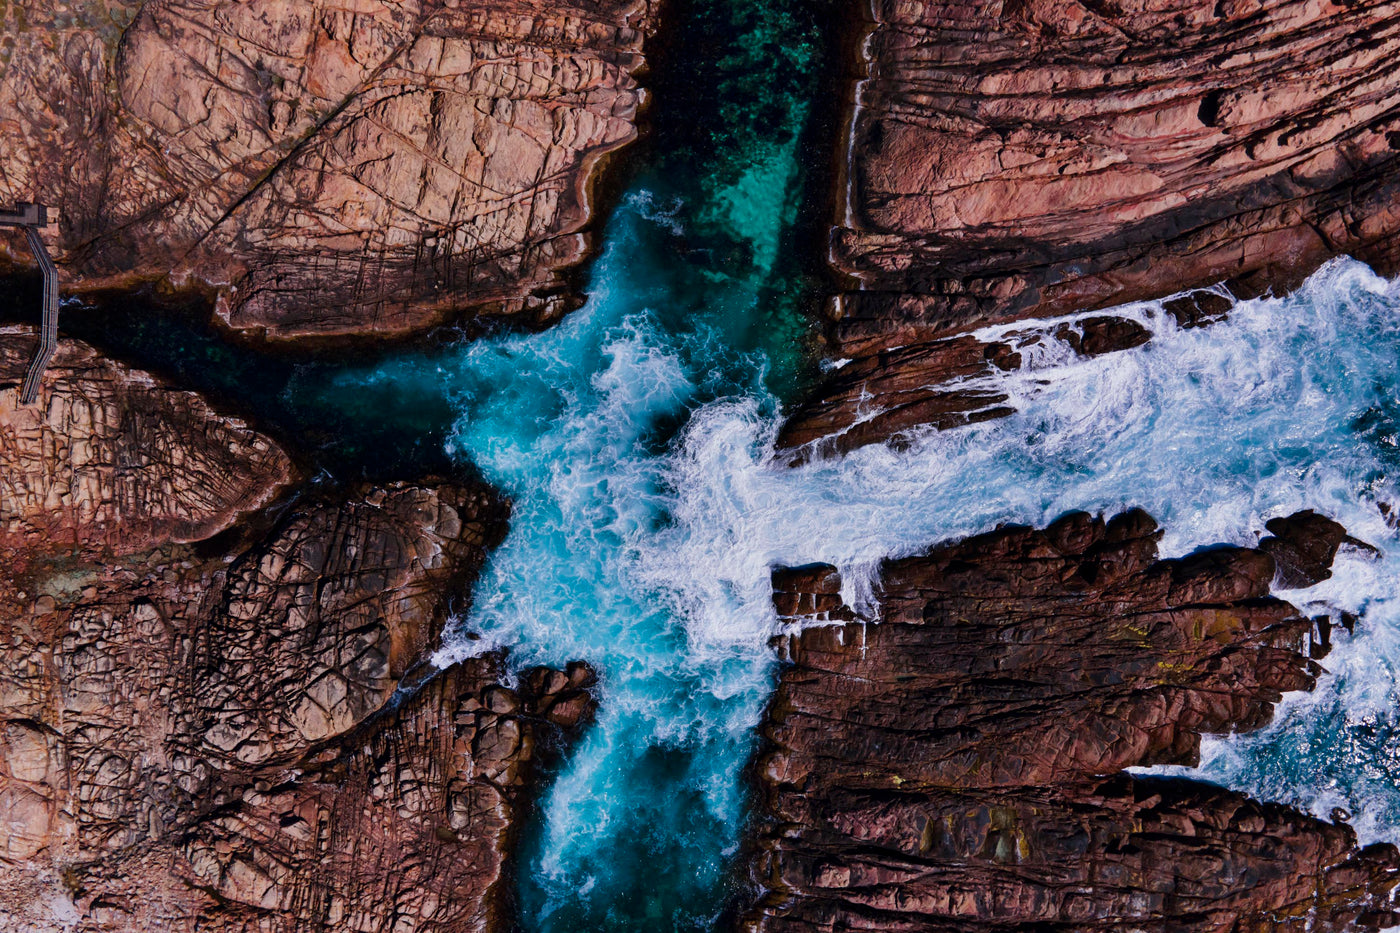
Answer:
xmin=743 ymin=510 xmax=1400 ymax=930
xmin=785 ymin=0 xmax=1400 ymax=455
xmin=0 ymin=327 xmax=294 ymax=557
xmin=0 ymin=0 xmax=657 ymax=338
xmin=0 ymin=337 xmax=595 ymax=931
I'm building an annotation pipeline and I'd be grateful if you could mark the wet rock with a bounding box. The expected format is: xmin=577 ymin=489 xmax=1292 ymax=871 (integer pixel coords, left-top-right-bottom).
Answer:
xmin=1164 ymin=290 xmax=1236 ymax=330
xmin=1054 ymin=315 xmax=1152 ymax=358
xmin=785 ymin=0 xmax=1400 ymax=456
xmin=1259 ymin=509 xmax=1352 ymax=589
xmin=743 ymin=511 xmax=1400 ymax=930
xmin=0 ymin=0 xmax=658 ymax=338
xmin=776 ymin=332 xmax=1017 ymax=458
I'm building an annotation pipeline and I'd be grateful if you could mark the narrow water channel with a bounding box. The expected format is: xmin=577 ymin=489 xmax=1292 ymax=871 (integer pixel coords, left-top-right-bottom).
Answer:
xmin=18 ymin=0 xmax=1400 ymax=928
xmin=311 ymin=1 xmax=834 ymax=927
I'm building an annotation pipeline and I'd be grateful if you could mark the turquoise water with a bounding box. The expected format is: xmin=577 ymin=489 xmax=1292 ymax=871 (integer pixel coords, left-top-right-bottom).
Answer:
xmin=284 ymin=3 xmax=1400 ymax=927
xmin=312 ymin=1 xmax=831 ymax=927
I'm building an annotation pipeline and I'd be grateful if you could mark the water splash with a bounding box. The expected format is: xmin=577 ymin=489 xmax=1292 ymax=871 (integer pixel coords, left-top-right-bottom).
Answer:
xmin=326 ymin=214 xmax=1400 ymax=924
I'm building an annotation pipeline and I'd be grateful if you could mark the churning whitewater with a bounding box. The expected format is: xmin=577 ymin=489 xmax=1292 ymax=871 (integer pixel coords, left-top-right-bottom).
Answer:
xmin=411 ymin=230 xmax=1400 ymax=925
xmin=309 ymin=3 xmax=1400 ymax=926
xmin=329 ymin=181 xmax=1400 ymax=926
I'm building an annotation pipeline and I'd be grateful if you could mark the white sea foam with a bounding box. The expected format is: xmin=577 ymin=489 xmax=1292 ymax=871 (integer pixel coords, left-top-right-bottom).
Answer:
xmin=635 ymin=256 xmax=1400 ymax=841
xmin=428 ymin=201 xmax=1400 ymax=916
xmin=621 ymin=260 xmax=1393 ymax=653
xmin=641 ymin=254 xmax=1400 ymax=840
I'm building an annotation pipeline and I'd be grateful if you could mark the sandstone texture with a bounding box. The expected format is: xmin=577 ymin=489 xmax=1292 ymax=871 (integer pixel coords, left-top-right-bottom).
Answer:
xmin=0 ymin=0 xmax=656 ymax=338
xmin=743 ymin=510 xmax=1400 ymax=931
xmin=0 ymin=336 xmax=594 ymax=931
xmin=786 ymin=0 xmax=1400 ymax=454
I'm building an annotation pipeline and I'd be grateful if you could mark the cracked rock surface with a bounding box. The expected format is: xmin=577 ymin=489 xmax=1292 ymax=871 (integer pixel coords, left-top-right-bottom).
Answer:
xmin=0 ymin=327 xmax=293 ymax=557
xmin=0 ymin=338 xmax=595 ymax=932
xmin=783 ymin=0 xmax=1400 ymax=455
xmin=0 ymin=0 xmax=656 ymax=338
xmin=742 ymin=509 xmax=1400 ymax=931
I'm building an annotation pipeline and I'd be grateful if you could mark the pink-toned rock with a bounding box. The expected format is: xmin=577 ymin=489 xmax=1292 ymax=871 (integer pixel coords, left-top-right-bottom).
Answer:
xmin=0 ymin=472 xmax=596 ymax=932
xmin=785 ymin=0 xmax=1400 ymax=456
xmin=0 ymin=0 xmax=657 ymax=338
xmin=0 ymin=333 xmax=597 ymax=931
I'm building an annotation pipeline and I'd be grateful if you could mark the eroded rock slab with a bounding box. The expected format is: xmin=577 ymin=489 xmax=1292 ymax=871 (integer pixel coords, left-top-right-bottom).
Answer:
xmin=0 ymin=326 xmax=293 ymax=557
xmin=786 ymin=0 xmax=1400 ymax=455
xmin=742 ymin=510 xmax=1400 ymax=930
xmin=0 ymin=0 xmax=656 ymax=338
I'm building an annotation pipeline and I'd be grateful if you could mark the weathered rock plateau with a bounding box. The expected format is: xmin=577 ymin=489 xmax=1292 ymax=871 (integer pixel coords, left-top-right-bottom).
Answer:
xmin=0 ymin=326 xmax=292 ymax=556
xmin=743 ymin=509 xmax=1400 ymax=930
xmin=0 ymin=0 xmax=656 ymax=338
xmin=0 ymin=334 xmax=592 ymax=931
xmin=785 ymin=0 xmax=1400 ymax=455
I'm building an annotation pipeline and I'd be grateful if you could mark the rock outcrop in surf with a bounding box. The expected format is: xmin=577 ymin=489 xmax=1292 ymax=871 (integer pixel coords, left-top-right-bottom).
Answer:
xmin=742 ymin=510 xmax=1400 ymax=931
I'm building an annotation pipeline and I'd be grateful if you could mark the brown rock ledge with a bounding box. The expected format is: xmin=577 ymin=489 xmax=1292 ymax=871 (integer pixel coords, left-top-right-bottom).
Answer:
xmin=0 ymin=0 xmax=657 ymax=338
xmin=0 ymin=337 xmax=593 ymax=931
xmin=0 ymin=326 xmax=294 ymax=558
xmin=786 ymin=0 xmax=1400 ymax=456
xmin=741 ymin=510 xmax=1400 ymax=931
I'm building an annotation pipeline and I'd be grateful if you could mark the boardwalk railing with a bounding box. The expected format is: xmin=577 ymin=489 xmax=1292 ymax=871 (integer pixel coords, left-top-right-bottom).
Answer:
xmin=0 ymin=203 xmax=59 ymax=405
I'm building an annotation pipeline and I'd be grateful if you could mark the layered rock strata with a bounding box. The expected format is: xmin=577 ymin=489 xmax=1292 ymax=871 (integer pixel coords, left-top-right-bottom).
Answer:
xmin=0 ymin=336 xmax=591 ymax=931
xmin=786 ymin=0 xmax=1400 ymax=455
xmin=0 ymin=0 xmax=656 ymax=338
xmin=743 ymin=509 xmax=1400 ymax=930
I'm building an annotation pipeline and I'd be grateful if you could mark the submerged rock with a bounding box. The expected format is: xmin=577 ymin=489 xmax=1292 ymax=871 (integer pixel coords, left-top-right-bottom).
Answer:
xmin=0 ymin=340 xmax=593 ymax=931
xmin=785 ymin=0 xmax=1400 ymax=456
xmin=0 ymin=0 xmax=657 ymax=338
xmin=743 ymin=510 xmax=1400 ymax=930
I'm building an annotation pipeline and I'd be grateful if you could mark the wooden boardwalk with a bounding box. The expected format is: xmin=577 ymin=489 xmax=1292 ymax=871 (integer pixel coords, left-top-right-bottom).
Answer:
xmin=0 ymin=203 xmax=58 ymax=404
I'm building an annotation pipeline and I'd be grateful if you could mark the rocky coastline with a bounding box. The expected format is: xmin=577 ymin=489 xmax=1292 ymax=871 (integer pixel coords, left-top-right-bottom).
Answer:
xmin=3 ymin=0 xmax=1400 ymax=929
xmin=0 ymin=333 xmax=594 ymax=931
xmin=741 ymin=511 xmax=1400 ymax=930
